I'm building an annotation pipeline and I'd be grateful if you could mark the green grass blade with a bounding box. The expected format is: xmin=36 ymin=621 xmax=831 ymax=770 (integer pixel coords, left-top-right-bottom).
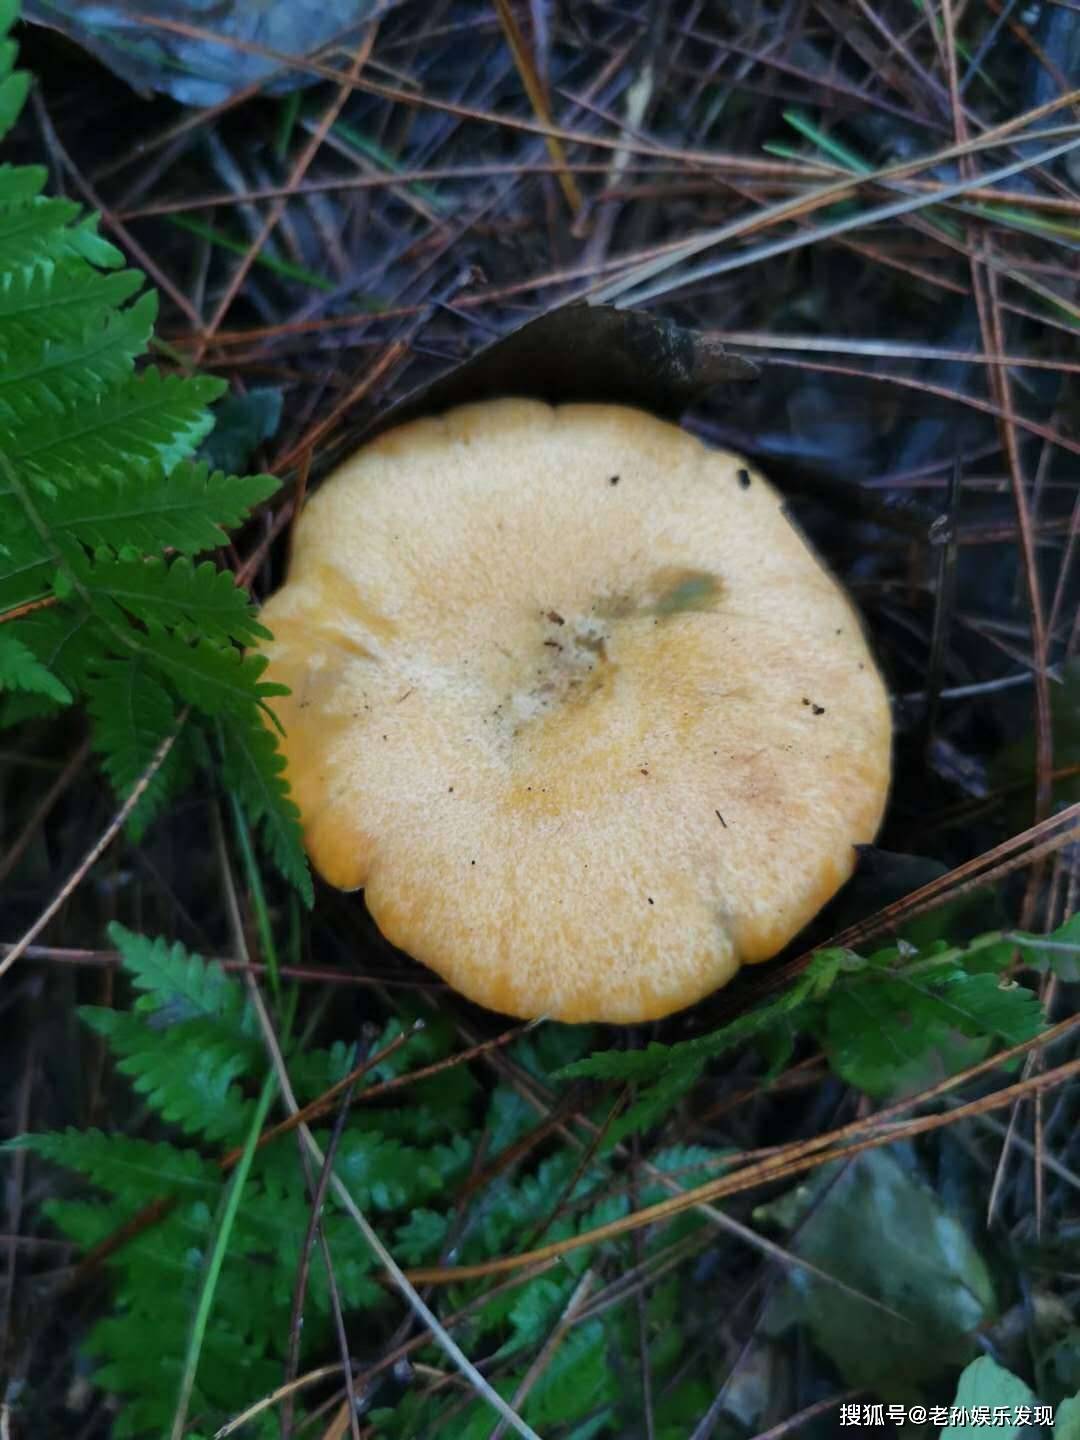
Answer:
xmin=168 ymin=1068 xmax=277 ymax=1440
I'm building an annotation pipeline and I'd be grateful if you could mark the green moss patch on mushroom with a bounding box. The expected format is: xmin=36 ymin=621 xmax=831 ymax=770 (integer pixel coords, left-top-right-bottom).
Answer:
xmin=649 ymin=567 xmax=723 ymax=617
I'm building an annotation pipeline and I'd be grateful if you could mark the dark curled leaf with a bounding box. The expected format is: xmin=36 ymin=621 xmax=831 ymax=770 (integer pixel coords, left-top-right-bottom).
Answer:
xmin=324 ymin=303 xmax=758 ymax=472
xmin=21 ymin=1 xmax=389 ymax=108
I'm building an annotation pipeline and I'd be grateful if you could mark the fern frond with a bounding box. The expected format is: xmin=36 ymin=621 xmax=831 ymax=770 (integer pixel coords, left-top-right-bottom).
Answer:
xmin=84 ymin=658 xmax=186 ymax=837
xmin=218 ymin=714 xmax=312 ymax=904
xmin=0 ymin=9 xmax=298 ymax=885
xmin=0 ymin=685 xmax=67 ymax=726
xmin=0 ymin=289 xmax=157 ymax=422
xmin=88 ymin=1313 xmax=279 ymax=1440
xmin=44 ymin=1198 xmax=137 ymax=1254
xmin=6 ymin=606 xmax=105 ymax=691
xmin=20 ymin=919 xmax=747 ymax=1439
xmin=16 ymin=599 xmax=286 ymax=721
xmin=0 ymin=197 xmax=124 ymax=276
xmin=13 ymin=367 xmax=224 ymax=491
xmin=0 ymin=258 xmax=144 ymax=349
xmin=78 ymin=1007 xmax=258 ymax=1144
xmin=253 ymin=1125 xmax=469 ymax=1221
xmin=560 ymin=947 xmax=843 ymax=1083
xmin=9 ymin=1129 xmax=220 ymax=1205
xmin=147 ymin=629 xmax=287 ymax=717
xmin=55 ymin=459 xmax=276 ymax=555
xmin=0 ymin=161 xmax=44 ymax=205
xmin=70 ymin=547 xmax=270 ymax=646
xmin=0 ymin=493 xmax=52 ymax=610
xmin=107 ymin=923 xmax=249 ymax=1027
xmin=0 ymin=631 xmax=71 ymax=702
xmin=3 ymin=460 xmax=276 ymax=564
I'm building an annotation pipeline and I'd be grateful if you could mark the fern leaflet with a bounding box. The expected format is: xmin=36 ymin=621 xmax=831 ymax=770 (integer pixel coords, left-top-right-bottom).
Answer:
xmin=0 ymin=257 xmax=144 ymax=345
xmin=84 ymin=659 xmax=185 ymax=836
xmin=107 ymin=922 xmax=249 ymax=1028
xmin=12 ymin=1130 xmax=221 ymax=1205
xmin=0 ymin=196 xmax=122 ymax=275
xmin=0 ymin=631 xmax=71 ymax=702
xmin=68 ymin=547 xmax=271 ymax=647
xmin=218 ymin=713 xmax=313 ymax=905
xmin=0 ymin=289 xmax=157 ymax=421
xmin=78 ymin=1007 xmax=258 ymax=1144
xmin=14 ymin=367 xmax=225 ymax=490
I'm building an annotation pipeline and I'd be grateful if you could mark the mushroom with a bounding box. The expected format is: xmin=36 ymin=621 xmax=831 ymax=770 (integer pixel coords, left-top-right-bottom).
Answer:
xmin=258 ymin=399 xmax=891 ymax=1023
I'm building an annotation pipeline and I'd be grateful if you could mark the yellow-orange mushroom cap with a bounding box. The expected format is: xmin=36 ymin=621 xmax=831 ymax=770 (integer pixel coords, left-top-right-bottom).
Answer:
xmin=258 ymin=399 xmax=892 ymax=1023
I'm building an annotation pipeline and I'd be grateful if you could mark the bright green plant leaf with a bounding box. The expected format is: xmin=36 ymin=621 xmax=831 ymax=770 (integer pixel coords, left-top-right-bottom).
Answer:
xmin=943 ymin=1356 xmax=1037 ymax=1438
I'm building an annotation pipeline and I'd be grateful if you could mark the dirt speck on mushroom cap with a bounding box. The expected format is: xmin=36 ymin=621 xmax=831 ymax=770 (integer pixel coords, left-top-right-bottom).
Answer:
xmin=258 ymin=399 xmax=892 ymax=1024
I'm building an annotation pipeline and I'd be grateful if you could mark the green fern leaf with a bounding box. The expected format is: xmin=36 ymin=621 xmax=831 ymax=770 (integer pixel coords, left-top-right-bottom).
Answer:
xmin=254 ymin=1125 xmax=466 ymax=1218
xmin=218 ymin=713 xmax=312 ymax=903
xmin=0 ymin=197 xmax=80 ymax=271
xmin=71 ymin=547 xmax=270 ymax=646
xmin=0 ymin=289 xmax=157 ymax=422
xmin=0 ymin=197 xmax=123 ymax=275
xmin=0 ymin=631 xmax=71 ymax=702
xmin=497 ymin=1275 xmax=575 ymax=1357
xmin=14 ymin=367 xmax=224 ymax=490
xmin=0 ymin=11 xmax=304 ymax=904
xmin=0 ymin=62 xmax=29 ymax=141
xmin=822 ymin=967 xmax=1044 ymax=1097
xmin=78 ymin=1007 xmax=258 ymax=1144
xmin=522 ymin=1319 xmax=611 ymax=1429
xmin=84 ymin=658 xmax=186 ymax=838
xmin=4 ymin=459 xmax=276 ymax=563
xmin=8 ymin=1129 xmax=220 ymax=1205
xmin=87 ymin=1315 xmax=267 ymax=1440
xmin=0 ymin=519 xmax=52 ymax=611
xmin=146 ymin=629 xmax=287 ymax=716
xmin=560 ymin=947 xmax=844 ymax=1083
xmin=0 ymin=258 xmax=144 ymax=348
xmin=228 ymin=1191 xmax=382 ymax=1317
xmin=0 ymin=686 xmax=66 ymax=725
xmin=107 ymin=922 xmax=249 ymax=1028
xmin=0 ymin=565 xmax=51 ymax=613
xmin=608 ymin=1062 xmax=704 ymax=1148
xmin=5 ymin=605 xmax=105 ymax=691
xmin=1013 ymin=911 xmax=1080 ymax=980
xmin=394 ymin=1208 xmax=450 ymax=1265
xmin=44 ymin=1198 xmax=138 ymax=1254
xmin=58 ymin=459 xmax=276 ymax=555
xmin=0 ymin=162 xmax=45 ymax=205
xmin=45 ymin=1181 xmax=284 ymax=1439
